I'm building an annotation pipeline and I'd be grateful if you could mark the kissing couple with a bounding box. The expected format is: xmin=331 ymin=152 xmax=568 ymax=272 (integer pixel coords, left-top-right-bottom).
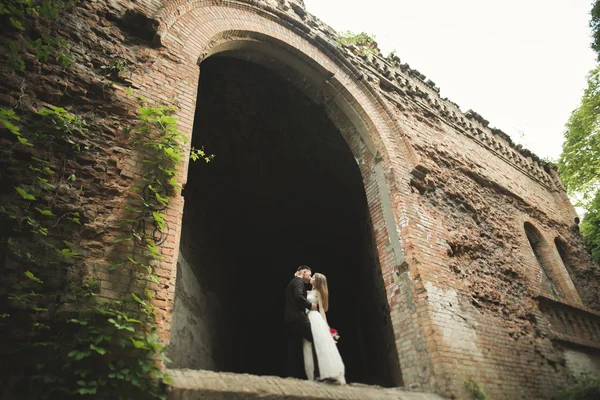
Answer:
xmin=284 ymin=265 xmax=346 ymax=384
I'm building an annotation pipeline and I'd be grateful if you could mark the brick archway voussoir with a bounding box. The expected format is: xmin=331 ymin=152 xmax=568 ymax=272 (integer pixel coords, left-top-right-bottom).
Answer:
xmin=158 ymin=4 xmax=410 ymax=169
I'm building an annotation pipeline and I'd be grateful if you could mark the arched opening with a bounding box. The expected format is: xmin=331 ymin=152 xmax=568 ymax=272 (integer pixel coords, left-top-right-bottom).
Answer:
xmin=554 ymin=237 xmax=582 ymax=299
xmin=554 ymin=237 xmax=576 ymax=278
xmin=167 ymin=54 xmax=401 ymax=387
xmin=524 ymin=222 xmax=560 ymax=298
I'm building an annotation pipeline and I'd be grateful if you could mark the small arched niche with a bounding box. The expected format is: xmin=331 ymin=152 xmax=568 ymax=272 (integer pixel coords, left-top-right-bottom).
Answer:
xmin=554 ymin=237 xmax=583 ymax=301
xmin=524 ymin=222 xmax=560 ymax=298
xmin=554 ymin=237 xmax=576 ymax=278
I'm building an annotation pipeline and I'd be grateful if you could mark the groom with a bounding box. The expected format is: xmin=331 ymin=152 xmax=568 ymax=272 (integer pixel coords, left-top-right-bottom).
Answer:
xmin=284 ymin=265 xmax=318 ymax=379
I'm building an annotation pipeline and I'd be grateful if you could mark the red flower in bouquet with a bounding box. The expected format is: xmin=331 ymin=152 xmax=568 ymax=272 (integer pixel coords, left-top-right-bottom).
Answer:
xmin=330 ymin=328 xmax=340 ymax=342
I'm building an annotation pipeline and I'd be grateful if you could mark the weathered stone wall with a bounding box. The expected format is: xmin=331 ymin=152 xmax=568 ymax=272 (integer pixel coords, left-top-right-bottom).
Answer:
xmin=346 ymin=27 xmax=600 ymax=398
xmin=2 ymin=0 xmax=600 ymax=399
xmin=285 ymin=5 xmax=600 ymax=400
xmin=168 ymin=251 xmax=219 ymax=370
xmin=0 ymin=1 xmax=172 ymax=395
xmin=563 ymin=346 xmax=600 ymax=377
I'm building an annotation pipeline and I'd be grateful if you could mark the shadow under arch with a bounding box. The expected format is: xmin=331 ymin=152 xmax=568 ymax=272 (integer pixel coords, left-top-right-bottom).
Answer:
xmin=197 ymin=30 xmax=381 ymax=157
xmin=167 ymin=30 xmax=404 ymax=387
xmin=192 ymin=29 xmax=409 ymax=272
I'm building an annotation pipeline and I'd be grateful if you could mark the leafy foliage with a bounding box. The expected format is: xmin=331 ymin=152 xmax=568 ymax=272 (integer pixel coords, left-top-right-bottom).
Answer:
xmin=335 ymin=30 xmax=379 ymax=56
xmin=581 ymin=191 xmax=600 ymax=265
xmin=558 ymin=65 xmax=600 ymax=206
xmin=28 ymin=303 xmax=171 ymax=399
xmin=0 ymin=0 xmax=77 ymax=71
xmin=1 ymin=2 xmax=214 ymax=399
xmin=0 ymin=99 xmax=176 ymax=398
xmin=101 ymin=59 xmax=127 ymax=79
xmin=28 ymin=34 xmax=73 ymax=67
xmin=558 ymin=65 xmax=600 ymax=263
xmin=37 ymin=105 xmax=87 ymax=150
xmin=0 ymin=63 xmax=176 ymax=400
xmin=464 ymin=379 xmax=493 ymax=400
xmin=133 ymin=104 xmax=213 ymax=194
xmin=0 ymin=107 xmax=33 ymax=146
xmin=592 ymin=1 xmax=600 ymax=61
xmin=386 ymin=49 xmax=401 ymax=66
xmin=0 ymin=0 xmax=74 ymax=29
xmin=552 ymin=373 xmax=600 ymax=400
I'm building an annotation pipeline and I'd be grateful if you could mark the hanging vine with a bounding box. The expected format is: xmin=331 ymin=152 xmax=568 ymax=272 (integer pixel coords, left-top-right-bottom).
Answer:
xmin=0 ymin=1 xmax=213 ymax=398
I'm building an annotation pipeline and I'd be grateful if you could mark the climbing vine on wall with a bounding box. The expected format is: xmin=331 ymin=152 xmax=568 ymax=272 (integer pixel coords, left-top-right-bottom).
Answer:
xmin=0 ymin=1 xmax=212 ymax=398
xmin=0 ymin=102 xmax=210 ymax=398
xmin=1 ymin=0 xmax=76 ymax=71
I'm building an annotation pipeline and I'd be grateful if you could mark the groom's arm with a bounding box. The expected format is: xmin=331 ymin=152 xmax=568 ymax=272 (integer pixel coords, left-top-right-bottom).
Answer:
xmin=291 ymin=279 xmax=312 ymax=311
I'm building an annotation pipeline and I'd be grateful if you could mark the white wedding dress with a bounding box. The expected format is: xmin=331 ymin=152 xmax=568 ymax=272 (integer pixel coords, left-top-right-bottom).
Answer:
xmin=302 ymin=291 xmax=346 ymax=384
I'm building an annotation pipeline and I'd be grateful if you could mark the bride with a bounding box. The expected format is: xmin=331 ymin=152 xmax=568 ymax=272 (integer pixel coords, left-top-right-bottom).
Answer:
xmin=302 ymin=273 xmax=346 ymax=384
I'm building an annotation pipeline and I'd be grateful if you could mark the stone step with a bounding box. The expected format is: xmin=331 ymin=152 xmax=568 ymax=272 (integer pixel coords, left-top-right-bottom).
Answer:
xmin=166 ymin=369 xmax=446 ymax=400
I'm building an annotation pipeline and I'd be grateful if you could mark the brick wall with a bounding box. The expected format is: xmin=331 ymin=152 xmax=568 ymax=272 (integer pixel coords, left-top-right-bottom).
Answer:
xmin=374 ymin=36 xmax=600 ymax=395
xmin=3 ymin=1 xmax=600 ymax=399
xmin=76 ymin=0 xmax=600 ymax=397
xmin=127 ymin=0 xmax=433 ymax=390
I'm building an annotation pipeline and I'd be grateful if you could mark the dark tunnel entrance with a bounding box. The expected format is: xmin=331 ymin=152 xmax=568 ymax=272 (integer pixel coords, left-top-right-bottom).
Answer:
xmin=167 ymin=55 xmax=402 ymax=387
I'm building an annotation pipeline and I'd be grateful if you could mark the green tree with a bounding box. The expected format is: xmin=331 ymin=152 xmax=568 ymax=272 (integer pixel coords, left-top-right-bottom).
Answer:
xmin=582 ymin=191 xmax=600 ymax=265
xmin=591 ymin=0 xmax=600 ymax=60
xmin=558 ymin=65 xmax=600 ymax=206
xmin=559 ymin=65 xmax=600 ymax=264
xmin=558 ymin=0 xmax=600 ymax=265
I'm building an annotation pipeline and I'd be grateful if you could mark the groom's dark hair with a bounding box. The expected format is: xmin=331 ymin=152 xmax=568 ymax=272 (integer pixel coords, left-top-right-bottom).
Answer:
xmin=297 ymin=265 xmax=311 ymax=272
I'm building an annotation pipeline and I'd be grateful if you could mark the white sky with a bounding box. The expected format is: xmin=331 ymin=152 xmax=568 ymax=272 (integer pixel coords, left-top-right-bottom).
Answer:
xmin=303 ymin=0 xmax=597 ymax=161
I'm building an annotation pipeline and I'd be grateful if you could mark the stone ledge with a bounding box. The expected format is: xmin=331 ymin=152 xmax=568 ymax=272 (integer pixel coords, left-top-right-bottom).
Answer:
xmin=537 ymin=295 xmax=600 ymax=319
xmin=537 ymin=295 xmax=600 ymax=350
xmin=166 ymin=369 xmax=446 ymax=400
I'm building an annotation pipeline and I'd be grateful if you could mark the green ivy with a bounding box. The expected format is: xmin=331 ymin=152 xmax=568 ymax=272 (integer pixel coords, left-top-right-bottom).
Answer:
xmin=131 ymin=102 xmax=212 ymax=216
xmin=0 ymin=0 xmax=75 ymax=25
xmin=29 ymin=302 xmax=171 ymax=399
xmin=0 ymin=99 xmax=177 ymax=398
xmin=1 ymin=2 xmax=213 ymax=398
xmin=1 ymin=0 xmax=77 ymax=71
xmin=0 ymin=107 xmax=31 ymax=145
xmin=37 ymin=105 xmax=88 ymax=151
xmin=464 ymin=379 xmax=493 ymax=400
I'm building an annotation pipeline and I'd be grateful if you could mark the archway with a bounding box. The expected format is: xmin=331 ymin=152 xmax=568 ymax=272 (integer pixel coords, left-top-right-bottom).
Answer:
xmin=167 ymin=53 xmax=401 ymax=386
xmin=524 ymin=222 xmax=560 ymax=297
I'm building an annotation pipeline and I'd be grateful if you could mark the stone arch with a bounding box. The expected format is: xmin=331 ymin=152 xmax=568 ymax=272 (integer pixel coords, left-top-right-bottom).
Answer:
xmin=151 ymin=0 xmax=417 ymax=170
xmin=197 ymin=31 xmax=382 ymax=155
xmin=139 ymin=0 xmax=422 ymax=388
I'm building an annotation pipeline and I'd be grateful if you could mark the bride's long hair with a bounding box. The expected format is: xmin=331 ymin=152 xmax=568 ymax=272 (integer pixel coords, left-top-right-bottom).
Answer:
xmin=313 ymin=273 xmax=329 ymax=312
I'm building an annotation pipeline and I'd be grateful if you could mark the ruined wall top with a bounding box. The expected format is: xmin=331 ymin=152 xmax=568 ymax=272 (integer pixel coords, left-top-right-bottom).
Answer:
xmin=286 ymin=4 xmax=558 ymax=190
xmin=257 ymin=0 xmax=558 ymax=191
xmin=144 ymin=0 xmax=558 ymax=191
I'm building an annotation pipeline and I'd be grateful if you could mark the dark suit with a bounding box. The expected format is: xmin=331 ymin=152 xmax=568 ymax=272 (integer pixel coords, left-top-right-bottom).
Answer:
xmin=284 ymin=276 xmax=318 ymax=379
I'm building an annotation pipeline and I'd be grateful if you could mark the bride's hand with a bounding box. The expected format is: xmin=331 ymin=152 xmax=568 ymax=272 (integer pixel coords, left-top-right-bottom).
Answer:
xmin=311 ymin=303 xmax=318 ymax=311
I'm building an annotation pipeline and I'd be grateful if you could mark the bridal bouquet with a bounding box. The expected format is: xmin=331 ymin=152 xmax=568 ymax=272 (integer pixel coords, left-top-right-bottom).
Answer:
xmin=330 ymin=328 xmax=340 ymax=343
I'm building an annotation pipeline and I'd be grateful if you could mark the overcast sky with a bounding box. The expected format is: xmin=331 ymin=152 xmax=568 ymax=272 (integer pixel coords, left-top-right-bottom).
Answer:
xmin=303 ymin=0 xmax=597 ymax=161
